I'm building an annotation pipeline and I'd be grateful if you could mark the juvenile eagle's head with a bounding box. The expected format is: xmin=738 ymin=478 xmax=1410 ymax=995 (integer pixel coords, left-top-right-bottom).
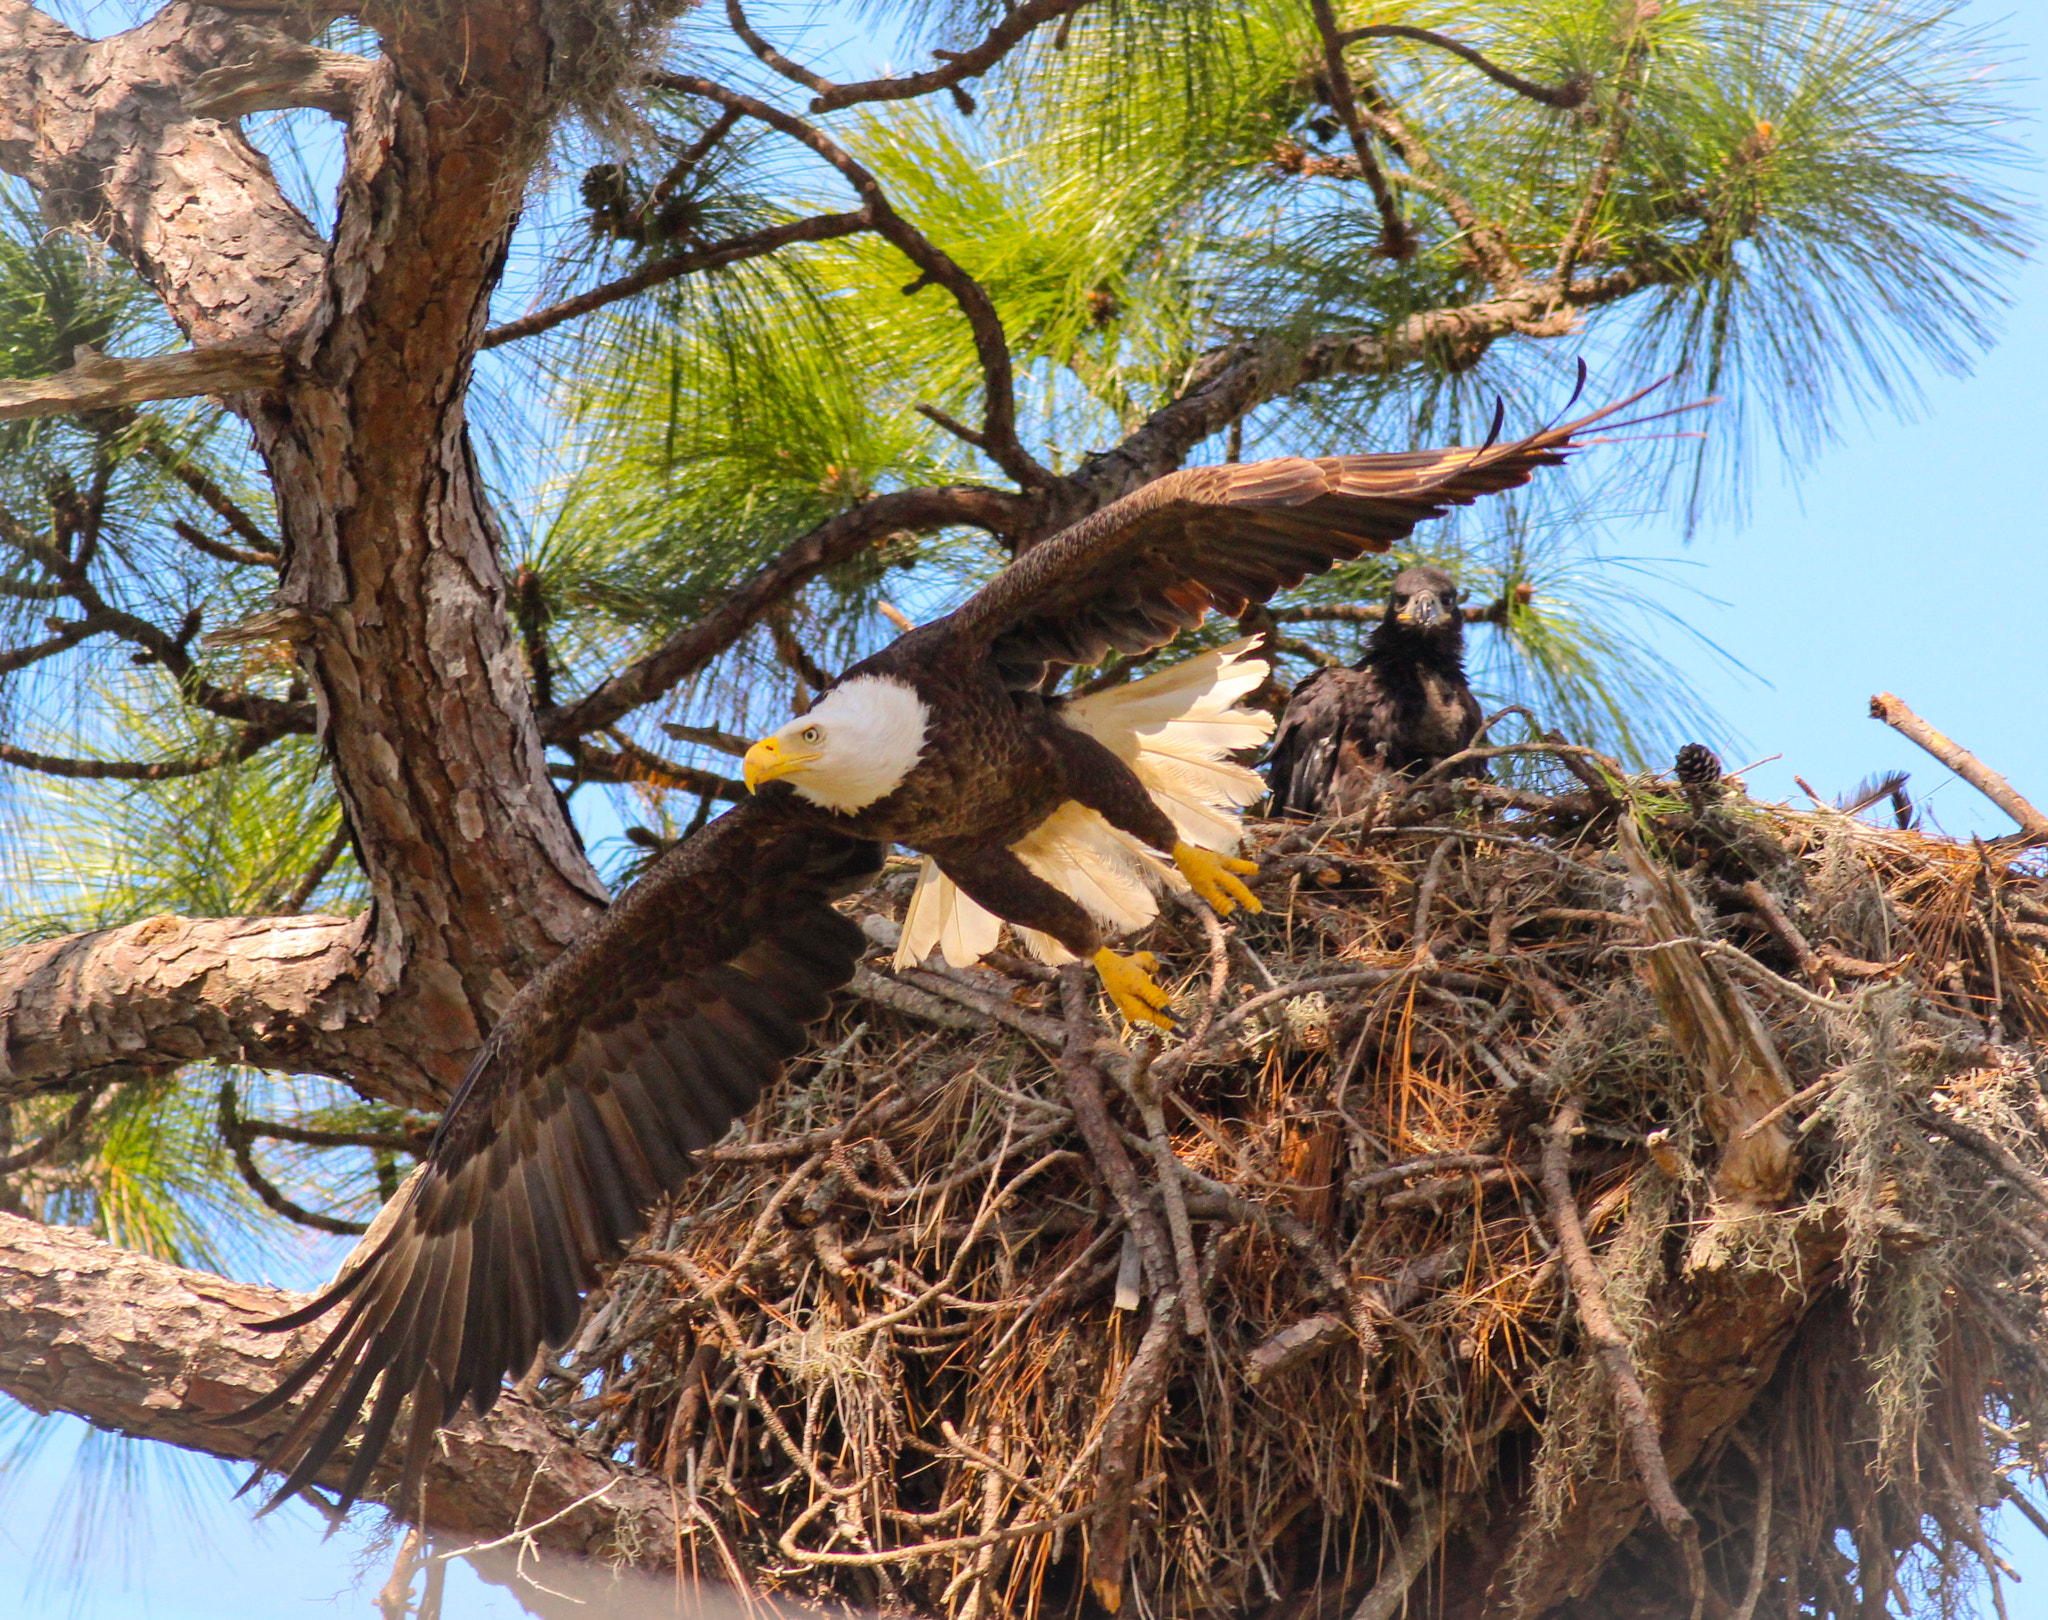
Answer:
xmin=1371 ymin=565 xmax=1466 ymax=658
xmin=742 ymin=676 xmax=931 ymax=813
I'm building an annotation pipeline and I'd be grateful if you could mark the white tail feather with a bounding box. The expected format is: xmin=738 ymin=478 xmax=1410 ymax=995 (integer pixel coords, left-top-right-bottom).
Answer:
xmin=893 ymin=640 xmax=1272 ymax=970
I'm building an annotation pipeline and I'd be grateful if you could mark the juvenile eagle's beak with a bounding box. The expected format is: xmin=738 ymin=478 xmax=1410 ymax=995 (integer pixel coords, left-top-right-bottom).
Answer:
xmin=743 ymin=735 xmax=820 ymax=793
xmin=1397 ymin=595 xmax=1445 ymax=628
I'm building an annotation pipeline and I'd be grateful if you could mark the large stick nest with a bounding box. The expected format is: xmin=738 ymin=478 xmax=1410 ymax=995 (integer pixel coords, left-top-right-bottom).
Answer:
xmin=531 ymin=747 xmax=2048 ymax=1620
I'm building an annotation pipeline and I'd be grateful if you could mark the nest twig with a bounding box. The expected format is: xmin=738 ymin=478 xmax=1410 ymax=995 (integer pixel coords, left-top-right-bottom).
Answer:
xmin=509 ymin=744 xmax=2048 ymax=1620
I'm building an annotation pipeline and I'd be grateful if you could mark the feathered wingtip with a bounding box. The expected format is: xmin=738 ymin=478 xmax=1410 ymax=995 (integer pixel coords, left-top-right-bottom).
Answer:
xmin=1837 ymin=770 xmax=1914 ymax=828
xmin=214 ymin=1165 xmax=433 ymax=1516
xmin=1544 ymin=362 xmax=1717 ymax=443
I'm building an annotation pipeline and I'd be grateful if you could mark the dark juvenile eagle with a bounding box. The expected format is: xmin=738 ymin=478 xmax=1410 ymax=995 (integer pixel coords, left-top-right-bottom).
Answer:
xmin=235 ymin=388 xmax=1661 ymax=1510
xmin=1265 ymin=564 xmax=1482 ymax=817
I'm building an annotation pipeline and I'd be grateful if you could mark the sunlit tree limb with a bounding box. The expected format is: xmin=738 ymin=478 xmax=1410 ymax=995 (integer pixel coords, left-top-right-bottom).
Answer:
xmin=0 ymin=1211 xmax=681 ymax=1556
xmin=481 ymin=209 xmax=874 ymax=349
xmin=0 ymin=343 xmax=286 ymax=421
xmin=0 ymin=913 xmax=430 ymax=1105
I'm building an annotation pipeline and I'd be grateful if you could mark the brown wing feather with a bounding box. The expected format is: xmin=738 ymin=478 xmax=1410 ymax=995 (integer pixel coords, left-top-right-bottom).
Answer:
xmin=229 ymin=799 xmax=882 ymax=1512
xmin=952 ymin=381 xmax=1693 ymax=685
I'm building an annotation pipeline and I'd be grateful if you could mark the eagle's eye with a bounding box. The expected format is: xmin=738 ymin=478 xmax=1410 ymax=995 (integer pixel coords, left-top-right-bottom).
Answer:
xmin=801 ymin=726 xmax=823 ymax=745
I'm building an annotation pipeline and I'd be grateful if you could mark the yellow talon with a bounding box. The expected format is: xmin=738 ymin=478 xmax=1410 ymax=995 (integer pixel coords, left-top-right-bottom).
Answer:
xmin=1173 ymin=842 xmax=1263 ymax=916
xmin=1093 ymin=947 xmax=1177 ymax=1032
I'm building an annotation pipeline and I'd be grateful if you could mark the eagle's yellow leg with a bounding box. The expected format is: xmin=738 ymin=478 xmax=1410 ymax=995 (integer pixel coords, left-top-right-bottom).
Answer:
xmin=1093 ymin=948 xmax=1176 ymax=1032
xmin=1173 ymin=842 xmax=1262 ymax=916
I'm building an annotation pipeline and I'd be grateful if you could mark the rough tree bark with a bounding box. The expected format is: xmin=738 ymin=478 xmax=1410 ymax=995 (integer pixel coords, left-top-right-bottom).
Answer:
xmin=0 ymin=1212 xmax=679 ymax=1559
xmin=2 ymin=0 xmax=610 ymax=1109
xmin=0 ymin=1 xmax=1861 ymax=1612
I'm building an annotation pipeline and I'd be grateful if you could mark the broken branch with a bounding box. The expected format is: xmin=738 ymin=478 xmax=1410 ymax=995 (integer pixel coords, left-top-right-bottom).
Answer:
xmin=1870 ymin=692 xmax=2048 ymax=845
xmin=0 ymin=345 xmax=284 ymax=421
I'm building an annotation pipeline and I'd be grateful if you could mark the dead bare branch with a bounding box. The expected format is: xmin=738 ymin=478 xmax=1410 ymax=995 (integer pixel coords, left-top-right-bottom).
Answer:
xmin=0 ymin=1213 xmax=680 ymax=1557
xmin=0 ymin=345 xmax=284 ymax=422
xmin=1870 ymin=692 xmax=2048 ymax=845
xmin=186 ymin=43 xmax=372 ymax=119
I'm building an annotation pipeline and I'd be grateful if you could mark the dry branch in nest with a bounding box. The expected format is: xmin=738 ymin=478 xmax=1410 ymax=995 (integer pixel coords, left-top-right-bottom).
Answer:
xmin=497 ymin=745 xmax=2048 ymax=1620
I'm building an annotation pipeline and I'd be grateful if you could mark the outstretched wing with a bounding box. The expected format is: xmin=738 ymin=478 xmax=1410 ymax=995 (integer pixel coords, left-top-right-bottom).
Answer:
xmin=231 ymin=799 xmax=882 ymax=1512
xmin=949 ymin=378 xmax=1691 ymax=686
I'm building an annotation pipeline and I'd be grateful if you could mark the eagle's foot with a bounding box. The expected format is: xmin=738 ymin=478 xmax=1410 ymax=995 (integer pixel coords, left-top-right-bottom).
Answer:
xmin=1173 ymin=842 xmax=1262 ymax=916
xmin=1093 ymin=948 xmax=1177 ymax=1033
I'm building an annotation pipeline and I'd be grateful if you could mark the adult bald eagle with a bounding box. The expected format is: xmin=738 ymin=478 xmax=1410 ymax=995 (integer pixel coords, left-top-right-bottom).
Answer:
xmin=234 ymin=389 xmax=1658 ymax=1511
xmin=1265 ymin=565 xmax=1483 ymax=818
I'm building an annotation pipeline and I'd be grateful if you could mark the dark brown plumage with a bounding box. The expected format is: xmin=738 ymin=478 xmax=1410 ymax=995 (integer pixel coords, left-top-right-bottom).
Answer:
xmin=234 ymin=379 xmax=1680 ymax=1512
xmin=1265 ymin=565 xmax=1483 ymax=818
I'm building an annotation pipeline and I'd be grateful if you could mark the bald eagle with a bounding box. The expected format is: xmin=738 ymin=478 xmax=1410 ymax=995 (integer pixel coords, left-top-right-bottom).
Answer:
xmin=1265 ymin=564 xmax=1482 ymax=818
xmin=234 ymin=390 xmax=1659 ymax=1510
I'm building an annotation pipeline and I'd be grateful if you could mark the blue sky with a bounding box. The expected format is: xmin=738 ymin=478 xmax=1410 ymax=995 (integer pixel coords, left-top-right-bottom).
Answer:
xmin=4 ymin=1 xmax=2046 ymax=1616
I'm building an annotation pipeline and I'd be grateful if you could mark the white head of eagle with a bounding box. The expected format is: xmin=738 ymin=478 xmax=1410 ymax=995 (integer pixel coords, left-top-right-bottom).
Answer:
xmin=742 ymin=676 xmax=931 ymax=813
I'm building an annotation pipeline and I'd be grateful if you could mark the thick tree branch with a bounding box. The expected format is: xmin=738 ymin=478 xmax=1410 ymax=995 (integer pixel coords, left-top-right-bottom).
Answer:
xmin=0 ymin=1213 xmax=681 ymax=1558
xmin=542 ymin=484 xmax=1020 ymax=741
xmin=186 ymin=43 xmax=372 ymax=121
xmin=0 ymin=912 xmax=442 ymax=1106
xmin=650 ymin=72 xmax=1053 ymax=490
xmin=481 ymin=209 xmax=872 ymax=348
xmin=0 ymin=344 xmax=285 ymax=421
xmin=1027 ymin=281 xmax=1626 ymax=537
xmin=0 ymin=5 xmax=329 ymax=346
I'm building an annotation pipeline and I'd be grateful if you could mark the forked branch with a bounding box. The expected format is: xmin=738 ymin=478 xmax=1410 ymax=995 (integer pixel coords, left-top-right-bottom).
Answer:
xmin=647 ymin=72 xmax=1053 ymax=489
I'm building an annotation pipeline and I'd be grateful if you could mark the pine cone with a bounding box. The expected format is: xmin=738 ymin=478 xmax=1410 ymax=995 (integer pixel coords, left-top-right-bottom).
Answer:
xmin=1674 ymin=743 xmax=1722 ymax=793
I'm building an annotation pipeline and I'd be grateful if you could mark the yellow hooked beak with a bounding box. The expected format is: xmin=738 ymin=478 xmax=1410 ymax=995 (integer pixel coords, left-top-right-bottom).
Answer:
xmin=742 ymin=734 xmax=821 ymax=793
